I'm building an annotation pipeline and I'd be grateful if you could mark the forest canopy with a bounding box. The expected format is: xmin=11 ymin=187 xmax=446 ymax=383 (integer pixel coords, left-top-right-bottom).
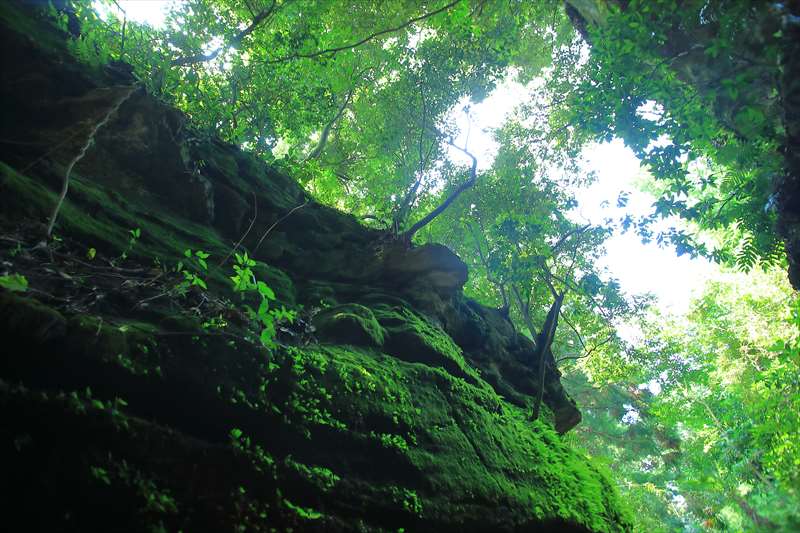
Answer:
xmin=43 ymin=0 xmax=800 ymax=530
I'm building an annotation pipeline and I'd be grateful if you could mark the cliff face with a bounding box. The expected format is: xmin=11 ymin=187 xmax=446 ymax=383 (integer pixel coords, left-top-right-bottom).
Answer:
xmin=0 ymin=5 xmax=630 ymax=532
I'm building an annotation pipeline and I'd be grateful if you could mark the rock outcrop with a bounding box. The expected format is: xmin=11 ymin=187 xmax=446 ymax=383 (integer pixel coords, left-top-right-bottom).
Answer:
xmin=0 ymin=4 xmax=630 ymax=532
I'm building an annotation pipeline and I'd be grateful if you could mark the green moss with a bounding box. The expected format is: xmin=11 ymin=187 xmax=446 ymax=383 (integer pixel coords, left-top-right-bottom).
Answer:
xmin=0 ymin=163 xmax=230 ymax=267
xmin=65 ymin=315 xmax=162 ymax=376
xmin=0 ymin=290 xmax=67 ymax=342
xmin=300 ymin=281 xmax=338 ymax=307
xmin=313 ymin=304 xmax=386 ymax=347
xmin=0 ymin=154 xmax=630 ymax=532
xmin=283 ymin=457 xmax=341 ymax=493
xmin=0 ymin=268 xmax=630 ymax=532
xmin=198 ymin=141 xmax=240 ymax=182
xmin=0 ymin=3 xmax=77 ymax=58
xmin=0 ymin=163 xmax=254 ymax=298
xmin=372 ymin=304 xmax=482 ymax=385
xmin=0 ymin=161 xmax=86 ymax=235
xmin=282 ymin=343 xmax=632 ymax=531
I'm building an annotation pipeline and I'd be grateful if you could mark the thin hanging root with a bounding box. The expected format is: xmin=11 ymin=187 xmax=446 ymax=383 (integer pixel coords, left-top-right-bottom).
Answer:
xmin=252 ymin=200 xmax=309 ymax=254
xmin=45 ymin=85 xmax=138 ymax=238
xmin=217 ymin=191 xmax=258 ymax=268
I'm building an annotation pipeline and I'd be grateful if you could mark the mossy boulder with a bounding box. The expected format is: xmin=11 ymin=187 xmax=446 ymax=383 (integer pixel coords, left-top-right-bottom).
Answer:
xmin=373 ymin=304 xmax=482 ymax=386
xmin=296 ymin=344 xmax=631 ymax=531
xmin=314 ymin=301 xmax=485 ymax=387
xmin=313 ymin=304 xmax=386 ymax=347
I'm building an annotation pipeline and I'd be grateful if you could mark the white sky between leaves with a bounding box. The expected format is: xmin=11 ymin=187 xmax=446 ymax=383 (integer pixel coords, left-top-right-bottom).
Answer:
xmin=97 ymin=0 xmax=716 ymax=315
xmin=447 ymin=74 xmax=716 ymax=315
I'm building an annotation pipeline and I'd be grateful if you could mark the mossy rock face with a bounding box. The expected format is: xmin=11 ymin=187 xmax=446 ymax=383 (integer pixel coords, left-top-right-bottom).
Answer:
xmin=247 ymin=343 xmax=630 ymax=531
xmin=252 ymin=262 xmax=296 ymax=307
xmin=0 ymin=291 xmax=67 ymax=343
xmin=314 ymin=301 xmax=483 ymax=386
xmin=0 ymin=6 xmax=630 ymax=532
xmin=313 ymin=304 xmax=386 ymax=347
xmin=372 ymin=304 xmax=481 ymax=386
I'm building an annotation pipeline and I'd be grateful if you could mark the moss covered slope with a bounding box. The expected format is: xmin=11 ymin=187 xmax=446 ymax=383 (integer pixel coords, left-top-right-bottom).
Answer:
xmin=0 ymin=5 xmax=631 ymax=532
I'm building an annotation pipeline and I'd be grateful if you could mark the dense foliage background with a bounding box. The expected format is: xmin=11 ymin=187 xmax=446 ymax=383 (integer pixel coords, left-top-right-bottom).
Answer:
xmin=46 ymin=0 xmax=799 ymax=529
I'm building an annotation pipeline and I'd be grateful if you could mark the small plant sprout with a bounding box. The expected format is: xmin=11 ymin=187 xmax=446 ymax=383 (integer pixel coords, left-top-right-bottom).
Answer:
xmin=117 ymin=227 xmax=141 ymax=263
xmin=228 ymin=251 xmax=296 ymax=348
xmin=178 ymin=249 xmax=210 ymax=292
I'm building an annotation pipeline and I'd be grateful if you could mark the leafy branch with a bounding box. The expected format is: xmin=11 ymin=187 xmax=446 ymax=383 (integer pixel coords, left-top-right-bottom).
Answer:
xmin=171 ymin=0 xmax=280 ymax=66
xmin=262 ymin=0 xmax=463 ymax=64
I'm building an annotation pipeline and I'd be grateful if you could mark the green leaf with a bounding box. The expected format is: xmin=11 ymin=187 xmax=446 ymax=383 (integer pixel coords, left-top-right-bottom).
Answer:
xmin=284 ymin=499 xmax=321 ymax=520
xmin=257 ymin=298 xmax=270 ymax=318
xmin=0 ymin=274 xmax=28 ymax=292
xmin=260 ymin=326 xmax=276 ymax=348
xmin=256 ymin=281 xmax=275 ymax=300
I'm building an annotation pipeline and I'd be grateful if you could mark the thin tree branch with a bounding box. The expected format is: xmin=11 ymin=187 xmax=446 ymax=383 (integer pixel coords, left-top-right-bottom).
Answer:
xmin=537 ymin=262 xmax=559 ymax=299
xmin=303 ymin=87 xmax=355 ymax=161
xmin=110 ymin=0 xmax=127 ymax=57
xmin=556 ymin=332 xmax=614 ymax=364
xmin=171 ymin=0 xmax=279 ymax=67
xmin=402 ymin=138 xmax=477 ymax=240
xmin=511 ymin=284 xmax=529 ymax=327
xmin=558 ymin=310 xmax=587 ymax=353
xmin=394 ymin=84 xmax=432 ymax=229
xmin=551 ymin=223 xmax=591 ymax=254
xmin=263 ymin=0 xmax=462 ymax=64
xmin=467 ymin=222 xmax=509 ymax=311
